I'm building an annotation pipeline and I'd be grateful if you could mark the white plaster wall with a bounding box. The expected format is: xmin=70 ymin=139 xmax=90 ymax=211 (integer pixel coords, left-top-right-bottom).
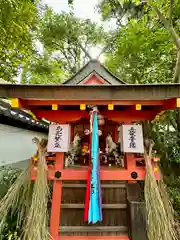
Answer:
xmin=0 ymin=124 xmax=47 ymax=167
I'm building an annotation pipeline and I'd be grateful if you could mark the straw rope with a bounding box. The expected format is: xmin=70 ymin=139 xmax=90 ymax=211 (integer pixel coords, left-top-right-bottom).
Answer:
xmin=23 ymin=138 xmax=50 ymax=240
xmin=144 ymin=141 xmax=177 ymax=240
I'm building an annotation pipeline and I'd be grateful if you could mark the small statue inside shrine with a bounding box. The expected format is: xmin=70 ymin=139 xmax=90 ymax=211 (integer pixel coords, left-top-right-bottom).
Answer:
xmin=65 ymin=133 xmax=81 ymax=167
xmin=105 ymin=133 xmax=123 ymax=167
xmin=106 ymin=133 xmax=117 ymax=153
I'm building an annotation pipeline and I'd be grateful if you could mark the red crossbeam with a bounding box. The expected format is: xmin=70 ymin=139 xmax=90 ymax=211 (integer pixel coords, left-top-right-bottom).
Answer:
xmin=32 ymin=167 xmax=160 ymax=181
xmin=32 ymin=110 xmax=157 ymax=123
xmin=20 ymin=99 xmax=164 ymax=106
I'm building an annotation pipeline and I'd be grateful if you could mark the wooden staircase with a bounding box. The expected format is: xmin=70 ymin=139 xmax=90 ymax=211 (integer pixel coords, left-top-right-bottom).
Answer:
xmin=59 ymin=181 xmax=129 ymax=239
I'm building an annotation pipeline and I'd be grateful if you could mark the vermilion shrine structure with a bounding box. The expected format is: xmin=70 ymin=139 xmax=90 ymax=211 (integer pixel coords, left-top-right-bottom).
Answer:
xmin=1 ymin=60 xmax=180 ymax=240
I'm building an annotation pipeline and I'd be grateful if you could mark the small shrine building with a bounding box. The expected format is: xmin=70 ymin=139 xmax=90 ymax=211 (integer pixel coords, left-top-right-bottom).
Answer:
xmin=1 ymin=59 xmax=180 ymax=240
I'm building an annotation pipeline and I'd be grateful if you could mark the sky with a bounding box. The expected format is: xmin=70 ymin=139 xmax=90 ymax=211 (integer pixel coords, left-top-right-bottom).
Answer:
xmin=42 ymin=0 xmax=116 ymax=29
xmin=42 ymin=0 xmax=101 ymax=22
xmin=42 ymin=0 xmax=116 ymax=59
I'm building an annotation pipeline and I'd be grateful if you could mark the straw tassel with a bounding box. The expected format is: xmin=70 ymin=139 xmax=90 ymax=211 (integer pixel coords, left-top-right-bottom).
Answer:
xmin=23 ymin=138 xmax=50 ymax=240
xmin=144 ymin=140 xmax=177 ymax=240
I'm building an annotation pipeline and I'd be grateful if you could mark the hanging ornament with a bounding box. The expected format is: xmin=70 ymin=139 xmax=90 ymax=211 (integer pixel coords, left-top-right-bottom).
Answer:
xmin=98 ymin=114 xmax=105 ymax=126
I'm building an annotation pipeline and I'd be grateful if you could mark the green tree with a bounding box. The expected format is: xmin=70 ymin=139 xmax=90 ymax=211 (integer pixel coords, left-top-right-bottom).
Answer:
xmin=99 ymin=0 xmax=180 ymax=218
xmin=0 ymin=167 xmax=22 ymax=239
xmin=0 ymin=0 xmax=39 ymax=82
xmin=98 ymin=0 xmax=147 ymax=26
xmin=112 ymin=0 xmax=180 ymax=82
xmin=21 ymin=7 xmax=108 ymax=84
xmin=21 ymin=52 xmax=65 ymax=84
xmin=104 ymin=18 xmax=176 ymax=83
xmin=37 ymin=8 xmax=107 ymax=76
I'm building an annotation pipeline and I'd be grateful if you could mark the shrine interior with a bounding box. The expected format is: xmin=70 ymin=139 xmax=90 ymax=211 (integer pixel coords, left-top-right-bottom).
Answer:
xmin=45 ymin=116 xmax=145 ymax=169
xmin=69 ymin=118 xmax=122 ymax=167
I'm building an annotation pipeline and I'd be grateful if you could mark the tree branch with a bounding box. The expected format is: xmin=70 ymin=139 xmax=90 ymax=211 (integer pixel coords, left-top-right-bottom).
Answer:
xmin=169 ymin=0 xmax=174 ymax=25
xmin=79 ymin=43 xmax=92 ymax=60
xmin=147 ymin=1 xmax=180 ymax=82
xmin=173 ymin=51 xmax=180 ymax=83
xmin=176 ymin=110 xmax=180 ymax=132
xmin=60 ymin=47 xmax=73 ymax=72
xmin=96 ymin=30 xmax=120 ymax=60
xmin=148 ymin=2 xmax=180 ymax=49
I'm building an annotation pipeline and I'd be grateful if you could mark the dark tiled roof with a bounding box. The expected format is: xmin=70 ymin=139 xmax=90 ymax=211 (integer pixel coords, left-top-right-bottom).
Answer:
xmin=0 ymin=99 xmax=49 ymax=133
xmin=63 ymin=59 xmax=125 ymax=85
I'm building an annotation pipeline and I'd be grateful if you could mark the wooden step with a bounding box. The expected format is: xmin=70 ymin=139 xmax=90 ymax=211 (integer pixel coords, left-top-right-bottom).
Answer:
xmin=59 ymin=236 xmax=130 ymax=240
xmin=62 ymin=183 xmax=126 ymax=188
xmin=60 ymin=226 xmax=128 ymax=233
xmin=61 ymin=204 xmax=127 ymax=209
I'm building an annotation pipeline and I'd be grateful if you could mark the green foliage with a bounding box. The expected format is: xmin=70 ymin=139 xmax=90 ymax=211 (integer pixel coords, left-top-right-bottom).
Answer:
xmin=0 ymin=167 xmax=21 ymax=191
xmin=0 ymin=167 xmax=22 ymax=239
xmin=21 ymin=52 xmax=65 ymax=84
xmin=98 ymin=0 xmax=147 ymax=25
xmin=21 ymin=7 xmax=108 ymax=83
xmin=168 ymin=177 xmax=180 ymax=219
xmin=2 ymin=216 xmax=21 ymax=240
xmin=104 ymin=17 xmax=176 ymax=83
xmin=0 ymin=0 xmax=38 ymax=47
xmin=99 ymin=0 xmax=180 ymax=84
xmin=0 ymin=166 xmax=52 ymax=239
xmin=99 ymin=0 xmax=180 ymax=220
xmin=37 ymin=8 xmax=107 ymax=76
xmin=151 ymin=110 xmax=180 ymax=188
xmin=0 ymin=0 xmax=39 ymax=82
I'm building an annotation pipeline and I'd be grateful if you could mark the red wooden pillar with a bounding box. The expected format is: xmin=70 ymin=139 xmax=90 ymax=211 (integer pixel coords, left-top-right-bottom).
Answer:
xmin=113 ymin=123 xmax=119 ymax=142
xmin=126 ymin=153 xmax=137 ymax=177
xmin=123 ymin=121 xmax=137 ymax=182
xmin=50 ymin=152 xmax=64 ymax=240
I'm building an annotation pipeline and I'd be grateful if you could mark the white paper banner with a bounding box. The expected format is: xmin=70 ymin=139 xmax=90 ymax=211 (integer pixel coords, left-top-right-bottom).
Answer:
xmin=47 ymin=124 xmax=70 ymax=152
xmin=121 ymin=125 xmax=144 ymax=153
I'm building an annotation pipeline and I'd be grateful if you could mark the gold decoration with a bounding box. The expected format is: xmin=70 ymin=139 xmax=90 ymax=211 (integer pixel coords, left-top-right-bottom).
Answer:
xmin=136 ymin=104 xmax=141 ymax=110
xmin=52 ymin=104 xmax=58 ymax=111
xmin=80 ymin=104 xmax=86 ymax=110
xmin=11 ymin=98 xmax=19 ymax=108
xmin=108 ymin=104 xmax=114 ymax=110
